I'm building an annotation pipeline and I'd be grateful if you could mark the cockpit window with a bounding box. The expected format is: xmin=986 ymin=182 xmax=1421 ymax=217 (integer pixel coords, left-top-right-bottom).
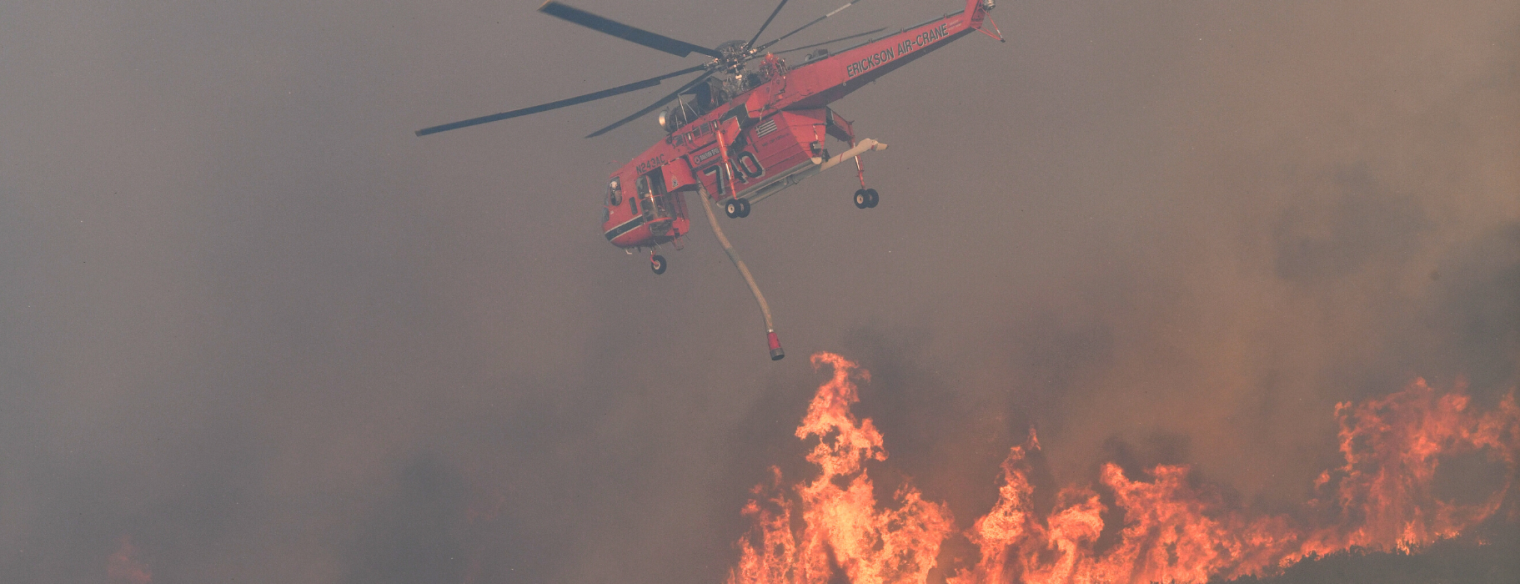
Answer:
xmin=607 ymin=178 xmax=622 ymax=205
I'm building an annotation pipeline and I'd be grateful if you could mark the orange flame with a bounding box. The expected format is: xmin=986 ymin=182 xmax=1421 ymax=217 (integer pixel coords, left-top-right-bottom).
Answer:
xmin=728 ymin=353 xmax=1519 ymax=584
xmin=729 ymin=353 xmax=954 ymax=584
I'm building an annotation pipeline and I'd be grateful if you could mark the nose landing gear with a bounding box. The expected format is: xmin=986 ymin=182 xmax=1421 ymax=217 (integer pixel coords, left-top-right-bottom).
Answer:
xmin=650 ymin=252 xmax=667 ymax=275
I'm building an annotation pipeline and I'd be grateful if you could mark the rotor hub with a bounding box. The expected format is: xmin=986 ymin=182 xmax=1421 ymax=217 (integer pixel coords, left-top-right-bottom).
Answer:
xmin=716 ymin=40 xmax=751 ymax=64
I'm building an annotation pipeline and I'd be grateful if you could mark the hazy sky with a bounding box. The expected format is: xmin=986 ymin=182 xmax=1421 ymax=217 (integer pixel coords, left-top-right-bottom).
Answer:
xmin=1 ymin=0 xmax=1516 ymax=582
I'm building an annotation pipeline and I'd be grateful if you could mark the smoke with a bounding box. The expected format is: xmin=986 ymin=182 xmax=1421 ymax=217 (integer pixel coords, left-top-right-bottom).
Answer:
xmin=1227 ymin=530 xmax=1520 ymax=584
xmin=0 ymin=0 xmax=1515 ymax=582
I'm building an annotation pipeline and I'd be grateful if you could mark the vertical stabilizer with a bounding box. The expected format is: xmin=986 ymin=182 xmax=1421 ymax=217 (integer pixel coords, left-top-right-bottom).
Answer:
xmin=966 ymin=0 xmax=989 ymax=30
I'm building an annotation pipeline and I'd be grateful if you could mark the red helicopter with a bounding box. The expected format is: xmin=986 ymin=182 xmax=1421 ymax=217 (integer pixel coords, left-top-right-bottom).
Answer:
xmin=419 ymin=0 xmax=1004 ymax=359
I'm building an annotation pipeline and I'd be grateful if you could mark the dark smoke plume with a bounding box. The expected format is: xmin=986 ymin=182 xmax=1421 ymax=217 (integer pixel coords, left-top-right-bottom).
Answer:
xmin=0 ymin=0 xmax=1515 ymax=582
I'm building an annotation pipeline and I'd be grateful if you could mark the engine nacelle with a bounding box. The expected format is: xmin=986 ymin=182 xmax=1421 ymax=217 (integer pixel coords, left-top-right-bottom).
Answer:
xmin=658 ymin=102 xmax=700 ymax=133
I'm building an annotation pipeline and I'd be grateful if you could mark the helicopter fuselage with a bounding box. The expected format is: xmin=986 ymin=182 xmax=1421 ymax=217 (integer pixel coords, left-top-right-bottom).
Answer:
xmin=600 ymin=0 xmax=994 ymax=249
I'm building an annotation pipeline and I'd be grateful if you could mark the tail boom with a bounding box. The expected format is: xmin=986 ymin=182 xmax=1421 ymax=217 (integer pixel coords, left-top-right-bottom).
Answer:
xmin=778 ymin=0 xmax=992 ymax=109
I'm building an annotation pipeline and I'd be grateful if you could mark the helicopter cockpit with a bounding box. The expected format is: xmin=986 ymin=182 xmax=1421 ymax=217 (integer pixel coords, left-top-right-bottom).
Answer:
xmin=606 ymin=177 xmax=623 ymax=207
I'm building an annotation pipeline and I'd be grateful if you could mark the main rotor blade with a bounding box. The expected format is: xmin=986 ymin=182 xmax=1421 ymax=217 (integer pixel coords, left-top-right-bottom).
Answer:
xmin=415 ymin=65 xmax=706 ymax=136
xmin=754 ymin=0 xmax=868 ymax=53
xmin=585 ymin=72 xmax=712 ymax=138
xmin=540 ymin=1 xmax=721 ymax=58
xmin=768 ymin=27 xmax=886 ymax=56
xmin=745 ymin=0 xmax=790 ymax=49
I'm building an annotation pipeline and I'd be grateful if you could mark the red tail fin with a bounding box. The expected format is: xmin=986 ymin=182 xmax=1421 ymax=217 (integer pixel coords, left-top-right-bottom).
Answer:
xmin=966 ymin=0 xmax=988 ymax=29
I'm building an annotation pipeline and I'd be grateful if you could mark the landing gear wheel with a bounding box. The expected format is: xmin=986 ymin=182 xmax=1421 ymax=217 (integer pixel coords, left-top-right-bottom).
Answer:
xmin=650 ymin=254 xmax=667 ymax=275
xmin=864 ymin=188 xmax=879 ymax=208
xmin=737 ymin=199 xmax=751 ymax=217
xmin=854 ymin=189 xmax=871 ymax=209
xmin=725 ymin=199 xmax=742 ymax=218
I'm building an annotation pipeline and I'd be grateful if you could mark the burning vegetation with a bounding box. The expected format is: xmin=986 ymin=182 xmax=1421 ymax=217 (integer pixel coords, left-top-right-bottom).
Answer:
xmin=726 ymin=353 xmax=1519 ymax=584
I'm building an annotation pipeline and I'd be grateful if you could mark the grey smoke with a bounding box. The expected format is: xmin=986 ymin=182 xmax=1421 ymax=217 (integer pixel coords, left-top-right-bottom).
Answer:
xmin=0 ymin=0 xmax=1515 ymax=582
